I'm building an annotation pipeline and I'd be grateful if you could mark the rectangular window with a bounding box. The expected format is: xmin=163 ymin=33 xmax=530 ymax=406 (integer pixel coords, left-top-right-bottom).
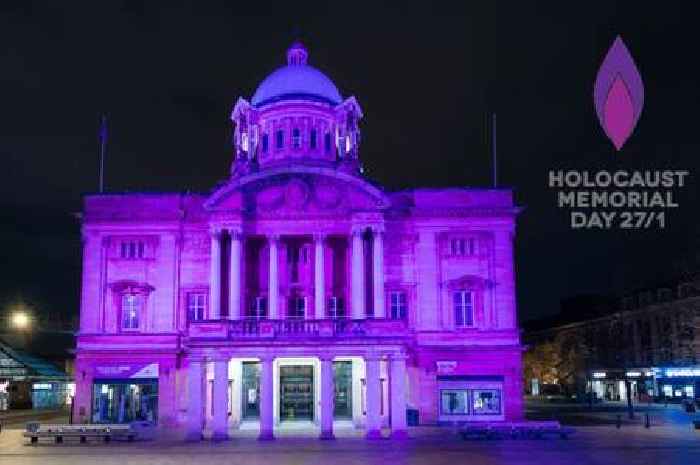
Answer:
xmin=389 ymin=291 xmax=407 ymax=320
xmin=187 ymin=293 xmax=206 ymax=321
xmin=129 ymin=242 xmax=136 ymax=259
xmin=453 ymin=290 xmax=474 ymax=327
xmin=328 ymin=296 xmax=345 ymax=319
xmin=247 ymin=297 xmax=267 ymax=319
xmin=310 ymin=129 xmax=317 ymax=149
xmin=276 ymin=130 xmax=284 ymax=149
xmin=471 ymin=389 xmax=502 ymax=415
xmin=451 ymin=238 xmax=475 ymax=256
xmin=292 ymin=128 xmax=301 ymax=148
xmin=121 ymin=294 xmax=141 ymax=330
xmin=137 ymin=241 xmax=145 ymax=259
xmin=262 ymin=133 xmax=269 ymax=153
xmin=440 ymin=389 xmax=469 ymax=415
xmin=287 ymin=297 xmax=306 ymax=319
xmin=324 ymin=133 xmax=332 ymax=153
xmin=121 ymin=242 xmax=128 ymax=258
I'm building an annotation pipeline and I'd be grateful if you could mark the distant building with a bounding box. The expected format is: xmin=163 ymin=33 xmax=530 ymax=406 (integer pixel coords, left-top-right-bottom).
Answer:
xmin=0 ymin=332 xmax=74 ymax=410
xmin=523 ymin=279 xmax=700 ymax=402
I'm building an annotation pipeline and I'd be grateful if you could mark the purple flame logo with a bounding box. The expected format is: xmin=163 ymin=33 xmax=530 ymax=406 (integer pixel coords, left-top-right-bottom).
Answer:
xmin=593 ymin=36 xmax=644 ymax=151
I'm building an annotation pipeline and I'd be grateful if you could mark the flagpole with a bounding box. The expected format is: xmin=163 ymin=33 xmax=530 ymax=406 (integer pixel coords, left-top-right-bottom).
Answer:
xmin=492 ymin=113 xmax=498 ymax=188
xmin=99 ymin=114 xmax=107 ymax=193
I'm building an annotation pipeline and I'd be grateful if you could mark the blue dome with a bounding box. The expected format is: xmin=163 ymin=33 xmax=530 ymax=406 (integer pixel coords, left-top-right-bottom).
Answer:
xmin=251 ymin=42 xmax=343 ymax=107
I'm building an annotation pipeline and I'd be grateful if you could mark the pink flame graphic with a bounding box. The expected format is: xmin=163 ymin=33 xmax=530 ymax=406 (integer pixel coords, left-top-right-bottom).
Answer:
xmin=593 ymin=36 xmax=644 ymax=151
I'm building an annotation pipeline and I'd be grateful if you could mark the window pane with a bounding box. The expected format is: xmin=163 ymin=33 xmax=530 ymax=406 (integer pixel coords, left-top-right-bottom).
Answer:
xmin=440 ymin=390 xmax=469 ymax=415
xmin=122 ymin=294 xmax=140 ymax=329
xmin=472 ymin=389 xmax=501 ymax=415
xmin=276 ymin=130 xmax=283 ymax=149
xmin=138 ymin=242 xmax=144 ymax=258
xmin=310 ymin=130 xmax=317 ymax=149
xmin=454 ymin=292 xmax=463 ymax=326
xmin=262 ymin=134 xmax=268 ymax=153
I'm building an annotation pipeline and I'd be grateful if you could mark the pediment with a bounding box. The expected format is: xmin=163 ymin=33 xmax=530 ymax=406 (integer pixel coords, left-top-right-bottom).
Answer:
xmin=204 ymin=166 xmax=390 ymax=217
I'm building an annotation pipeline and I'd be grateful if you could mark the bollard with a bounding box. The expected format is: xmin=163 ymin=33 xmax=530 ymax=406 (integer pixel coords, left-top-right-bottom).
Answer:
xmin=645 ymin=413 xmax=650 ymax=428
xmin=616 ymin=414 xmax=622 ymax=429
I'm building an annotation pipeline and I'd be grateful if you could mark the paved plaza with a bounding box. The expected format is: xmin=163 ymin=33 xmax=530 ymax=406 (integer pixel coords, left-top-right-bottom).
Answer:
xmin=0 ymin=425 xmax=699 ymax=465
xmin=1 ymin=405 xmax=699 ymax=465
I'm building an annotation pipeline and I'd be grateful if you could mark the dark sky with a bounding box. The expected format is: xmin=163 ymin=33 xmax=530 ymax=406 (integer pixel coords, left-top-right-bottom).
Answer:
xmin=1 ymin=1 xmax=698 ymax=325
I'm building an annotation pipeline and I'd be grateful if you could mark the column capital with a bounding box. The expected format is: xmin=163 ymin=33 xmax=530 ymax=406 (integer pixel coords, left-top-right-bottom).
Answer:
xmin=313 ymin=233 xmax=327 ymax=243
xmin=351 ymin=225 xmax=366 ymax=237
xmin=266 ymin=233 xmax=280 ymax=244
xmin=228 ymin=227 xmax=244 ymax=240
xmin=390 ymin=353 xmax=409 ymax=362
xmin=364 ymin=353 xmax=383 ymax=362
xmin=209 ymin=226 xmax=224 ymax=238
xmin=371 ymin=224 xmax=385 ymax=235
xmin=317 ymin=354 xmax=335 ymax=362
xmin=258 ymin=354 xmax=275 ymax=362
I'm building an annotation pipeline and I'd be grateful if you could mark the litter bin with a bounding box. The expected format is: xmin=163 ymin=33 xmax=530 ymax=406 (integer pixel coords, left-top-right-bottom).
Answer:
xmin=407 ymin=408 xmax=419 ymax=426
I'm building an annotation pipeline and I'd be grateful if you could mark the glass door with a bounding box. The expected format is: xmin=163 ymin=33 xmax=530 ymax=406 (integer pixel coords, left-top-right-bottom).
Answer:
xmin=280 ymin=365 xmax=314 ymax=421
xmin=333 ymin=361 xmax=353 ymax=418
xmin=241 ymin=362 xmax=260 ymax=419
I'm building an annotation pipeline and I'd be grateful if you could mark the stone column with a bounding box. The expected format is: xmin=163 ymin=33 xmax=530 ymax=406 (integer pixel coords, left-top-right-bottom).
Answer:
xmin=258 ymin=356 xmax=274 ymax=440
xmin=319 ymin=356 xmax=335 ymax=439
xmin=212 ymin=358 xmax=229 ymax=440
xmin=365 ymin=355 xmax=382 ymax=439
xmin=209 ymin=229 xmax=222 ymax=319
xmin=389 ymin=355 xmax=408 ymax=438
xmin=372 ymin=227 xmax=386 ymax=318
xmin=351 ymin=228 xmax=365 ymax=319
xmin=186 ymin=358 xmax=205 ymax=441
xmin=314 ymin=234 xmax=326 ymax=319
xmin=268 ymin=235 xmax=279 ymax=319
xmin=229 ymin=229 xmax=243 ymax=320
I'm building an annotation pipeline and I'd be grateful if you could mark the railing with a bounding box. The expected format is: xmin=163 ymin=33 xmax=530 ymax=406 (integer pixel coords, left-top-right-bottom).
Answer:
xmin=188 ymin=318 xmax=408 ymax=340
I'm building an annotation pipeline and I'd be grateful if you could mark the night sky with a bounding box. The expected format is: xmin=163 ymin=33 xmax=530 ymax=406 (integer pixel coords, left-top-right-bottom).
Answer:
xmin=1 ymin=1 xmax=698 ymax=326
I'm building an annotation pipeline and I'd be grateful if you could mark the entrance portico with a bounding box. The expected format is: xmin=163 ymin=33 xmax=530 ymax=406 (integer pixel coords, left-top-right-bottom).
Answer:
xmin=185 ymin=338 xmax=408 ymax=441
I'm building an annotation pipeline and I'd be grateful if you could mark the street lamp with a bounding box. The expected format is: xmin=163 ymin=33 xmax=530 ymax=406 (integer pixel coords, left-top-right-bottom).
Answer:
xmin=11 ymin=311 xmax=31 ymax=330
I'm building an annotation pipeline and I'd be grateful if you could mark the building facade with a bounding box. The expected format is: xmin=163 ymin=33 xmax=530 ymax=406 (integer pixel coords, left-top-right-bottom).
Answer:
xmin=73 ymin=42 xmax=523 ymax=440
xmin=524 ymin=280 xmax=700 ymax=403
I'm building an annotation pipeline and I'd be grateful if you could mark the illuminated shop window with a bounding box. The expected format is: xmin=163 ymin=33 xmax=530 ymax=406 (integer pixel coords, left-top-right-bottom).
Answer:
xmin=389 ymin=291 xmax=407 ymax=320
xmin=440 ymin=389 xmax=469 ymax=415
xmin=187 ymin=293 xmax=206 ymax=321
xmin=472 ymin=389 xmax=502 ymax=415
xmin=453 ymin=290 xmax=474 ymax=327
xmin=121 ymin=294 xmax=142 ymax=330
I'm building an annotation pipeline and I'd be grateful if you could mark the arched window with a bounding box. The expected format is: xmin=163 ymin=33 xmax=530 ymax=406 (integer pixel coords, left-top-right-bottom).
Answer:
xmin=276 ymin=130 xmax=284 ymax=149
xmin=292 ymin=128 xmax=301 ymax=149
xmin=310 ymin=129 xmax=317 ymax=149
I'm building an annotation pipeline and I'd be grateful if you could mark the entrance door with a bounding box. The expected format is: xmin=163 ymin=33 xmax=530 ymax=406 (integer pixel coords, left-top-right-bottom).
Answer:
xmin=333 ymin=361 xmax=353 ymax=418
xmin=241 ymin=362 xmax=260 ymax=419
xmin=279 ymin=365 xmax=314 ymax=421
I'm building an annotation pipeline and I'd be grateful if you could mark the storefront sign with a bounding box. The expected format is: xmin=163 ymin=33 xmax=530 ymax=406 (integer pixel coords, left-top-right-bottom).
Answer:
xmin=95 ymin=362 xmax=159 ymax=379
xmin=625 ymin=371 xmax=641 ymax=377
xmin=592 ymin=372 xmax=607 ymax=378
xmin=436 ymin=361 xmax=457 ymax=374
xmin=663 ymin=368 xmax=700 ymax=378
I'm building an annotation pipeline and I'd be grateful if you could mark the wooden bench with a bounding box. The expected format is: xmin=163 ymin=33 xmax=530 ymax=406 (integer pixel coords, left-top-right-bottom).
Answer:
xmin=459 ymin=421 xmax=575 ymax=440
xmin=23 ymin=422 xmax=137 ymax=444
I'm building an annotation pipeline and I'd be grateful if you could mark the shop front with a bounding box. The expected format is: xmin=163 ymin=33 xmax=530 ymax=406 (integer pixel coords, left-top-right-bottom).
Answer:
xmin=91 ymin=362 xmax=159 ymax=424
xmin=653 ymin=367 xmax=700 ymax=401
xmin=589 ymin=369 xmax=654 ymax=402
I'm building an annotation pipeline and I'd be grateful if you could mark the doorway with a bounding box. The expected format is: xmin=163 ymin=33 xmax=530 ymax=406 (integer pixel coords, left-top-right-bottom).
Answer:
xmin=279 ymin=365 xmax=314 ymax=421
